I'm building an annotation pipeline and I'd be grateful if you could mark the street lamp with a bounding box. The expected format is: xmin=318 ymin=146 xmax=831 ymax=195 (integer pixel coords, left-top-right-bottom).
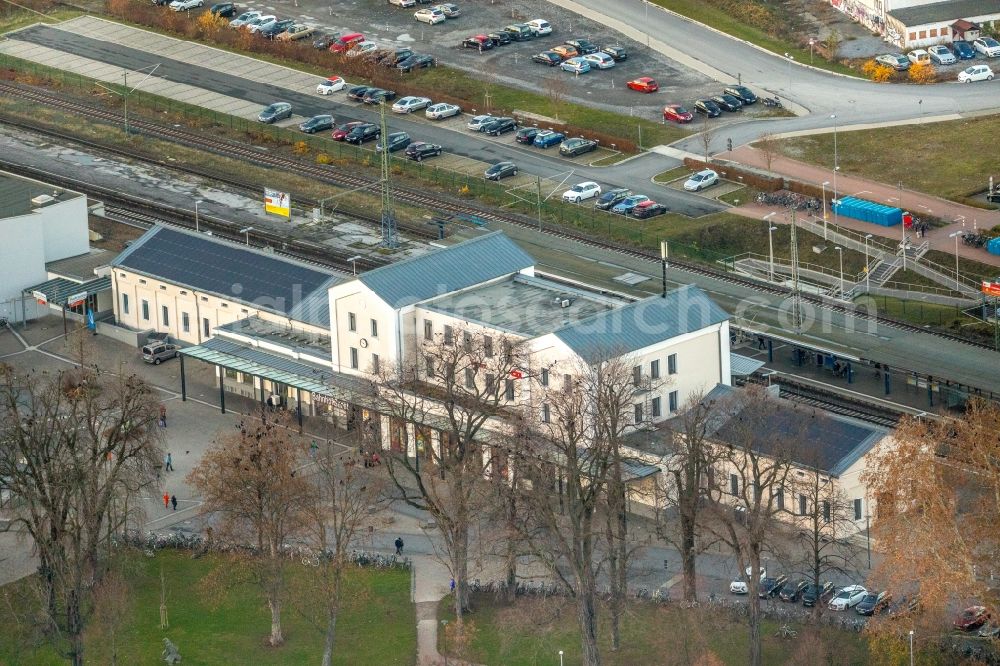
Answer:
xmin=864 ymin=234 xmax=873 ymax=291
xmin=239 ymin=226 xmax=253 ymax=246
xmin=347 ymin=255 xmax=362 ymax=276
xmin=559 ymin=650 xmax=564 ymax=666
xmin=809 ymin=38 xmax=815 ymax=64
xmin=195 ymin=199 xmax=203 ymax=233
xmin=834 ymin=246 xmax=844 ymax=296
xmin=783 ymin=52 xmax=794 ymax=91
xmin=768 ymin=224 xmax=778 ymax=283
xmin=830 ymin=114 xmax=839 ymax=229
xmin=909 ymin=630 xmax=914 ymax=666
xmin=949 ymin=231 xmax=963 ymax=290
xmin=821 ymin=181 xmax=830 ymax=240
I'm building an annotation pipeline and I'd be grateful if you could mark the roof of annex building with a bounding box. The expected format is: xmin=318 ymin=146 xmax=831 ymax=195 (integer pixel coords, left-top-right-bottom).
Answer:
xmin=888 ymin=0 xmax=1000 ymax=26
xmin=46 ymin=249 xmax=113 ymax=282
xmin=0 ymin=170 xmax=82 ymax=220
xmin=215 ymin=316 xmax=332 ymax=361
xmin=421 ymin=273 xmax=624 ymax=337
xmin=358 ymin=231 xmax=534 ymax=308
xmin=112 ymin=226 xmax=344 ymax=328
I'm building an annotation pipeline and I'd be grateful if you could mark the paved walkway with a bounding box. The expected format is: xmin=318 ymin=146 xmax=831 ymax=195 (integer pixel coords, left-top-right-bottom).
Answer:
xmin=725 ymin=145 xmax=1000 ymax=270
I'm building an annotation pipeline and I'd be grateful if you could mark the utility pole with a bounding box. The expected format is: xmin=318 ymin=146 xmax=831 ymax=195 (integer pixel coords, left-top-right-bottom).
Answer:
xmin=660 ymin=240 xmax=669 ymax=298
xmin=379 ymin=100 xmax=398 ymax=249
xmin=536 ymin=176 xmax=542 ymax=229
xmin=899 ymin=182 xmax=906 ymax=271
xmin=790 ymin=209 xmax=802 ymax=331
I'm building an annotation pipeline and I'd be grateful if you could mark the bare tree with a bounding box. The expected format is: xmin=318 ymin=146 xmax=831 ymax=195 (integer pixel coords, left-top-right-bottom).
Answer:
xmin=187 ymin=410 xmax=315 ymax=646
xmin=543 ymin=75 xmax=569 ymax=121
xmin=0 ymin=362 xmax=162 ymax=665
xmin=755 ymin=133 xmax=780 ymax=175
xmin=699 ymin=115 xmax=715 ymax=164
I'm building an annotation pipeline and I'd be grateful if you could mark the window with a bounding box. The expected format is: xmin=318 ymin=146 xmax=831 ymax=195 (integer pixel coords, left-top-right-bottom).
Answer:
xmin=463 ymin=331 xmax=473 ymax=352
xmin=822 ymin=500 xmax=831 ymax=523
xmin=141 ymin=300 xmax=150 ymax=321
xmin=483 ymin=335 xmax=493 ymax=358
xmin=542 ymin=403 xmax=550 ymax=423
xmin=203 ymin=317 xmax=210 ymax=338
xmin=159 ymin=285 xmax=166 ymax=291
xmin=505 ymin=379 xmax=515 ymax=401
xmin=348 ymin=313 xmax=356 ymax=332
xmin=485 ymin=373 xmax=495 ymax=393
xmin=465 ymin=368 xmax=475 ymax=389
xmin=929 ymin=28 xmax=937 ymax=37
xmin=370 ymin=319 xmax=378 ymax=337
xmin=161 ymin=305 xmax=169 ymax=327
xmin=541 ymin=368 xmax=549 ymax=387
xmin=633 ymin=365 xmax=642 ymax=387
xmin=139 ymin=279 xmax=146 ymax=285
xmin=799 ymin=494 xmax=808 ymax=516
xmin=563 ymin=373 xmax=573 ymax=393
xmin=201 ymin=296 xmax=208 ymax=302
xmin=668 ymin=390 xmax=678 ymax=413
xmin=425 ymin=355 xmax=435 ymax=377
xmin=908 ymin=32 xmax=916 ymax=41
xmin=182 ymin=312 xmax=190 ymax=333
xmin=853 ymin=498 xmax=863 ymax=521
xmin=121 ymin=294 xmax=129 ymax=315
xmin=225 ymin=368 xmax=237 ymax=380
xmin=634 ymin=403 xmax=644 ymax=424
xmin=776 ymin=488 xmax=785 ymax=511
xmin=444 ymin=325 xmax=454 ymax=345
xmin=349 ymin=347 xmax=359 ymax=369
xmin=371 ymin=354 xmax=380 ymax=374
xmin=650 ymin=359 xmax=660 ymax=380
xmin=651 ymin=396 xmax=661 ymax=417
xmin=918 ymin=30 xmax=926 ymax=39
xmin=667 ymin=353 xmax=677 ymax=375
xmin=424 ymin=320 xmax=433 ymax=341
xmin=729 ymin=474 xmax=739 ymax=496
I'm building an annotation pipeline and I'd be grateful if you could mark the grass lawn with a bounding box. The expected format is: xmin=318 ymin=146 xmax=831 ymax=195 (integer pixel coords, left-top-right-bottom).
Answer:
xmin=0 ymin=551 xmax=416 ymax=666
xmin=0 ymin=7 xmax=83 ymax=33
xmin=856 ymin=294 xmax=970 ymax=327
xmin=772 ymin=118 xmax=1000 ymax=207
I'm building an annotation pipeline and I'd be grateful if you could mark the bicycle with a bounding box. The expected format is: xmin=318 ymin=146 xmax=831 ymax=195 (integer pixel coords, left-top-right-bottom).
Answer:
xmin=775 ymin=624 xmax=797 ymax=639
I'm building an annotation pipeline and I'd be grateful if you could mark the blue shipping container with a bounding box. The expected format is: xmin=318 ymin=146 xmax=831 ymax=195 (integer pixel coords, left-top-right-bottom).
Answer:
xmin=832 ymin=196 xmax=902 ymax=227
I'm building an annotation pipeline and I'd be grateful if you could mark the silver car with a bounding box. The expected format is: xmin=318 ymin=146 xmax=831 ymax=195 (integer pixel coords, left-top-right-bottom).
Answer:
xmin=426 ymin=102 xmax=460 ymax=120
xmin=142 ymin=343 xmax=179 ymax=365
xmin=927 ymin=45 xmax=956 ymax=65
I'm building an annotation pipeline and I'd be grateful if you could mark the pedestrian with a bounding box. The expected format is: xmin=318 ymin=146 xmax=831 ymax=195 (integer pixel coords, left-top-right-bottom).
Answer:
xmin=165 ymin=452 xmax=174 ymax=472
xmin=450 ymin=578 xmax=455 ymax=593
xmin=757 ymin=335 xmax=766 ymax=350
xmin=372 ymin=451 xmax=381 ymax=466
xmin=266 ymin=395 xmax=274 ymax=411
xmin=160 ymin=405 xmax=167 ymax=427
xmin=310 ymin=440 xmax=319 ymax=458
xmin=163 ymin=492 xmax=170 ymax=509
xmin=395 ymin=536 xmax=404 ymax=555
xmin=170 ymin=495 xmax=178 ymax=511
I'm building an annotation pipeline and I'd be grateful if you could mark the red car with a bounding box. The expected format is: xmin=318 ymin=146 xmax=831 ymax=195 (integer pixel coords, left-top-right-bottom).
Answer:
xmin=627 ymin=77 xmax=658 ymax=93
xmin=331 ymin=121 xmax=364 ymax=141
xmin=955 ymin=606 xmax=990 ymax=631
xmin=663 ymin=103 xmax=693 ymax=123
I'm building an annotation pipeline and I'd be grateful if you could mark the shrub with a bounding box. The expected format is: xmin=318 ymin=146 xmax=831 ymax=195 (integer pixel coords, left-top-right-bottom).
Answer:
xmin=908 ymin=61 xmax=936 ymax=84
xmin=861 ymin=59 xmax=894 ymax=82
xmin=315 ymin=153 xmax=331 ymax=164
xmin=292 ymin=140 xmax=310 ymax=155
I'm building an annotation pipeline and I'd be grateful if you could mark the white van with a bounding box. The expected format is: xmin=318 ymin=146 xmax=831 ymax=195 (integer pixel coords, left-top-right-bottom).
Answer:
xmin=526 ymin=19 xmax=552 ymax=36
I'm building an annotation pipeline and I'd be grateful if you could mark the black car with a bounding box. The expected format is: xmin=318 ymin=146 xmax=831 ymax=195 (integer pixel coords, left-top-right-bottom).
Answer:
xmin=532 ymin=51 xmax=562 ymax=66
xmin=462 ymin=36 xmax=494 ymax=51
xmin=631 ymin=202 xmax=667 ymax=219
xmin=260 ymin=19 xmax=295 ymax=39
xmin=389 ymin=48 xmax=415 ymax=65
xmin=515 ymin=127 xmax=540 ymax=144
xmin=344 ymin=123 xmax=380 ymax=145
xmin=602 ymin=45 xmax=627 ymax=61
xmin=152 ymin=0 xmax=171 ymax=6
xmin=594 ymin=187 xmax=631 ymax=210
xmin=856 ymin=591 xmax=890 ymax=616
xmin=346 ymin=85 xmax=371 ymax=102
xmin=724 ymin=85 xmax=757 ymax=104
xmin=711 ymin=94 xmax=742 ymax=111
xmin=376 ymin=131 xmax=411 ymax=153
xmin=559 ymin=137 xmax=598 ymax=157
xmin=257 ymin=102 xmax=292 ymax=123
xmin=694 ymin=99 xmax=721 ymax=117
xmin=485 ymin=161 xmax=518 ymax=180
xmin=758 ymin=575 xmax=788 ymax=599
xmin=397 ymin=54 xmax=435 ymax=72
xmin=363 ymin=88 xmax=397 ymax=104
xmin=298 ymin=114 xmax=334 ymax=133
xmin=566 ymin=39 xmax=598 ymax=55
xmin=405 ymin=141 xmax=443 ymax=161
xmin=503 ymin=24 xmax=534 ymax=41
xmin=312 ymin=33 xmax=337 ymax=49
xmin=482 ymin=117 xmax=517 ymax=136
xmin=802 ymin=582 xmax=834 ymax=607
xmin=778 ymin=580 xmax=809 ymax=602
xmin=488 ymin=31 xmax=511 ymax=46
xmin=209 ymin=2 xmax=236 ymax=17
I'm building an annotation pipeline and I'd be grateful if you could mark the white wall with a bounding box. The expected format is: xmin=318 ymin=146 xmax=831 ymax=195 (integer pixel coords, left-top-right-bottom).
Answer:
xmin=327 ymin=281 xmax=397 ymax=374
xmin=0 ymin=216 xmax=46 ymax=302
xmin=38 ymin=197 xmax=89 ymax=263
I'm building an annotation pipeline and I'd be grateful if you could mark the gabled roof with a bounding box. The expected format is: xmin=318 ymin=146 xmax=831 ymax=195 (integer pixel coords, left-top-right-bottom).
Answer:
xmin=112 ymin=226 xmax=342 ymax=326
xmin=554 ymin=285 xmax=728 ymax=361
xmin=357 ymin=232 xmax=534 ymax=308
xmin=888 ymin=0 xmax=1000 ymax=27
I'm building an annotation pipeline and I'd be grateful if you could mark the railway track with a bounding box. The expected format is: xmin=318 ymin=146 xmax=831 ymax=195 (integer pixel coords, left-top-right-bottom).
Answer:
xmin=0 ymin=80 xmax=995 ymax=355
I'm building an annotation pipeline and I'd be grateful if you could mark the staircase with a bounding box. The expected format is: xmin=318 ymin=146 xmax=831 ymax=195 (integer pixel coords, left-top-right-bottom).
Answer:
xmin=867 ymin=257 xmax=901 ymax=286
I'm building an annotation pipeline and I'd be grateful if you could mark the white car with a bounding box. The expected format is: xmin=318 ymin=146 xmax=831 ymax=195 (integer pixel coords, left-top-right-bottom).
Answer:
xmin=562 ymin=181 xmax=601 ymax=203
xmin=169 ymin=0 xmax=202 ymax=11
xmin=526 ymin=19 xmax=552 ymax=35
xmin=229 ymin=10 xmax=260 ymax=27
xmin=245 ymin=15 xmax=276 ymax=33
xmin=392 ymin=96 xmax=432 ymax=113
xmin=683 ymin=169 xmax=719 ymax=191
xmin=466 ymin=114 xmax=497 ymax=131
xmin=958 ymin=64 xmax=994 ymax=82
xmin=927 ymin=44 xmax=956 ymax=65
xmin=415 ymin=8 xmax=446 ymax=24
xmin=316 ymin=76 xmax=345 ymax=94
xmin=346 ymin=41 xmax=379 ymax=57
xmin=828 ymin=585 xmax=867 ymax=611
xmin=730 ymin=566 xmax=766 ymax=595
xmin=389 ymin=0 xmax=415 ymax=6
xmin=426 ymin=102 xmax=460 ymax=120
xmin=583 ymin=52 xmax=615 ymax=69
xmin=973 ymin=37 xmax=1000 ymax=57
xmin=906 ymin=49 xmax=929 ymax=65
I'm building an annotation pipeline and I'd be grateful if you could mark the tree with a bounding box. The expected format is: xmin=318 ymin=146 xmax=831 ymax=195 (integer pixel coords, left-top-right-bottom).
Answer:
xmin=755 ymin=133 xmax=780 ymax=175
xmin=699 ymin=115 xmax=715 ymax=164
xmin=187 ymin=410 xmax=315 ymax=646
xmin=0 ymin=362 xmax=162 ymax=665
xmin=543 ymin=75 xmax=569 ymax=121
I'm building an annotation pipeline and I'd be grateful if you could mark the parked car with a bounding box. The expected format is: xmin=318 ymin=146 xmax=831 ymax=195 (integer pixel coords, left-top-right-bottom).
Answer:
xmin=601 ymin=45 xmax=627 ymax=61
xmin=316 ymin=76 xmax=345 ymax=94
xmin=170 ymin=0 xmax=203 ymax=11
xmin=802 ymin=582 xmax=834 ymax=607
xmin=626 ymin=76 xmax=658 ymax=93
xmin=363 ymin=88 xmax=397 ymax=104
xmin=711 ymin=94 xmax=742 ymax=111
xmin=503 ymin=24 xmax=534 ymax=41
xmin=260 ymin=19 xmax=296 ymax=39
xmin=927 ymin=44 xmax=957 ymax=65
xmin=562 ymin=181 xmax=601 ymax=203
xmin=397 ymin=54 xmax=435 ymax=72
xmin=594 ymin=187 xmax=631 ymax=210
xmin=389 ymin=0 xmax=416 ymax=6
xmin=347 ymin=41 xmax=379 ymax=58
xmin=953 ymin=40 xmax=976 ymax=59
xmin=433 ymin=3 xmax=459 ymax=17
xmin=662 ymin=103 xmax=693 ymax=123
xmin=683 ymin=169 xmax=718 ymax=191
xmin=778 ymin=580 xmax=809 ymax=602
xmin=312 ymin=33 xmax=337 ymax=49
xmin=551 ymin=45 xmax=579 ymax=60
xmin=299 ymin=114 xmax=333 ymax=133
xmin=276 ymin=24 xmax=315 ymax=41
xmin=532 ymin=51 xmax=562 ymax=66
xmin=331 ymin=121 xmax=365 ymax=140
xmin=330 ymin=32 xmax=366 ymax=53
xmin=828 ymin=585 xmax=868 ymax=611
xmin=462 ymin=34 xmax=493 ymax=50
xmin=974 ymin=37 xmax=1000 ymax=57
xmin=886 ymin=594 xmax=921 ymax=618
xmin=346 ymin=85 xmax=371 ymax=102
xmin=376 ymin=131 xmax=411 ymax=153
xmin=246 ymin=15 xmax=277 ymax=33
xmin=955 ymin=606 xmax=991 ymax=631
xmin=229 ymin=10 xmax=260 ymax=27
xmin=485 ymin=161 xmax=518 ymax=180
xmin=560 ymin=57 xmax=591 ymax=74
xmin=856 ymin=591 xmax=891 ymax=616
xmin=582 ymin=52 xmax=615 ymax=69
xmin=907 ymin=49 xmax=930 ymax=65
xmin=631 ymin=201 xmax=667 ymax=219
xmin=209 ymin=2 xmax=237 ymax=17
xmin=611 ymin=195 xmax=649 ymax=214
xmin=723 ymin=85 xmax=757 ymax=104
xmin=559 ymin=137 xmax=598 ymax=157
xmin=344 ymin=123 xmax=380 ymax=145
xmin=533 ymin=129 xmax=565 ymax=148
xmin=875 ymin=53 xmax=910 ymax=71
xmin=759 ymin=575 xmax=788 ymax=599
xmin=257 ymin=101 xmax=292 ymax=123
xmin=694 ymin=99 xmax=721 ymax=117
xmin=405 ymin=141 xmax=443 ymax=161
xmin=525 ymin=18 xmax=552 ymax=35
xmin=959 ymin=64 xmax=994 ymax=82
xmin=425 ymin=102 xmax=461 ymax=120
xmin=515 ymin=127 xmax=541 ymax=144
xmin=392 ymin=96 xmax=432 ymax=113
xmin=382 ymin=48 xmax=414 ymax=65
xmin=565 ymin=38 xmax=598 ymax=55
xmin=466 ymin=115 xmax=497 ymax=131
xmin=482 ymin=117 xmax=518 ymax=136
xmin=414 ymin=8 xmax=446 ymax=24
xmin=142 ymin=342 xmax=179 ymax=364
xmin=978 ymin=622 xmax=1000 ymax=639
xmin=730 ymin=568 xmax=765 ymax=595
xmin=487 ymin=31 xmax=511 ymax=46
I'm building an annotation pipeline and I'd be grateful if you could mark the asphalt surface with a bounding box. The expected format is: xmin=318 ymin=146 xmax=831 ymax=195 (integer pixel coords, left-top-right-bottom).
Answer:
xmin=8 ymin=24 xmax=724 ymax=217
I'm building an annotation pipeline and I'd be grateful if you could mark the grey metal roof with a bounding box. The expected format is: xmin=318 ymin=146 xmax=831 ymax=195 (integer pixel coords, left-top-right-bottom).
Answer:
xmin=730 ymin=354 xmax=766 ymax=376
xmin=554 ymin=285 xmax=729 ymax=360
xmin=112 ymin=226 xmax=342 ymax=327
xmin=358 ymin=232 xmax=534 ymax=308
xmin=215 ymin=316 xmax=332 ymax=361
xmin=46 ymin=250 xmax=112 ymax=281
xmin=0 ymin=170 xmax=80 ymax=220
xmin=888 ymin=0 xmax=1000 ymax=26
xmin=24 ymin=276 xmax=111 ymax=305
